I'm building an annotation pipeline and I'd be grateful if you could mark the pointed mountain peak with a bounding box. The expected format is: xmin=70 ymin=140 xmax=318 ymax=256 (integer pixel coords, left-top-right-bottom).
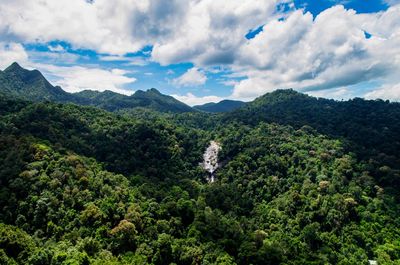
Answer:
xmin=5 ymin=62 xmax=24 ymax=73
xmin=4 ymin=62 xmax=48 ymax=85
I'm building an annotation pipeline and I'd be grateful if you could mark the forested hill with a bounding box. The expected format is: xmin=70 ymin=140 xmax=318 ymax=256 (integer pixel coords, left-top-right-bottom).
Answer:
xmin=1 ymin=79 xmax=400 ymax=263
xmin=224 ymin=89 xmax=400 ymax=169
xmin=0 ymin=62 xmax=193 ymax=113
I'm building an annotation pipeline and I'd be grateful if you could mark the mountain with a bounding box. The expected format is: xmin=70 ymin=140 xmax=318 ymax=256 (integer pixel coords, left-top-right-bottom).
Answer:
xmin=72 ymin=88 xmax=193 ymax=113
xmin=0 ymin=62 xmax=193 ymax=113
xmin=0 ymin=62 xmax=73 ymax=102
xmin=128 ymin=88 xmax=193 ymax=113
xmin=194 ymin=99 xmax=246 ymax=112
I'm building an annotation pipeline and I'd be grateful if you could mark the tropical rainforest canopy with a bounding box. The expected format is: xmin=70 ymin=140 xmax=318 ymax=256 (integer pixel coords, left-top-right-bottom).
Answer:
xmin=1 ymin=63 xmax=400 ymax=264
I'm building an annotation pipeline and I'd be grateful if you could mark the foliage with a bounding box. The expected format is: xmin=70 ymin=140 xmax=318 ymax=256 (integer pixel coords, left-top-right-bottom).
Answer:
xmin=1 ymin=82 xmax=400 ymax=264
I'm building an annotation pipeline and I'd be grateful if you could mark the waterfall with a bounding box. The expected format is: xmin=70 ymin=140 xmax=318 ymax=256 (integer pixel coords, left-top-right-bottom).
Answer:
xmin=202 ymin=141 xmax=221 ymax=183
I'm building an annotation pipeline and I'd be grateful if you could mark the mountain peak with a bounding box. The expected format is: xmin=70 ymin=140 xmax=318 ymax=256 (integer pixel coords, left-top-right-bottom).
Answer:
xmin=134 ymin=88 xmax=162 ymax=96
xmin=253 ymin=89 xmax=307 ymax=104
xmin=266 ymin=88 xmax=301 ymax=97
xmin=3 ymin=62 xmax=49 ymax=86
xmin=0 ymin=62 xmax=73 ymax=101
xmin=148 ymin=88 xmax=161 ymax=94
xmin=5 ymin=62 xmax=24 ymax=73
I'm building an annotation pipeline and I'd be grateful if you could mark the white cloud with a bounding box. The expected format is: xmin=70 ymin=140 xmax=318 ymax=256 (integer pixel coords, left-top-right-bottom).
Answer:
xmin=219 ymin=79 xmax=239 ymax=87
xmin=0 ymin=0 xmax=144 ymax=55
xmin=306 ymin=87 xmax=352 ymax=100
xmin=35 ymin=64 xmax=136 ymax=95
xmin=48 ymin=44 xmax=65 ymax=52
xmin=172 ymin=92 xmax=223 ymax=106
xmin=0 ymin=0 xmax=280 ymax=58
xmin=0 ymin=42 xmax=28 ymax=69
xmin=99 ymin=55 xmax=126 ymax=61
xmin=172 ymin=67 xmax=207 ymax=87
xmin=1 ymin=1 xmax=400 ymax=100
xmin=365 ymin=83 xmax=400 ymax=101
xmin=384 ymin=0 xmax=400 ymax=6
xmin=126 ymin=57 xmax=149 ymax=66
xmin=230 ymin=5 xmax=400 ymax=100
xmin=151 ymin=0 xmax=280 ymax=66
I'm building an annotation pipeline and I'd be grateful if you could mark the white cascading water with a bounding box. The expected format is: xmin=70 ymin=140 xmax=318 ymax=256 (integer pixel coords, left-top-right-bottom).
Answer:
xmin=202 ymin=141 xmax=221 ymax=183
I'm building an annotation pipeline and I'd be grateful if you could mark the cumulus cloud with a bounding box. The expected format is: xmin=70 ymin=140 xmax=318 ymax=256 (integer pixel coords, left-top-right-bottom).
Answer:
xmin=0 ymin=0 xmax=139 ymax=55
xmin=1 ymin=1 xmax=400 ymax=100
xmin=0 ymin=0 xmax=280 ymax=58
xmin=151 ymin=0 xmax=280 ymax=66
xmin=230 ymin=5 xmax=400 ymax=100
xmin=172 ymin=92 xmax=223 ymax=106
xmin=172 ymin=67 xmax=207 ymax=87
xmin=0 ymin=42 xmax=28 ymax=69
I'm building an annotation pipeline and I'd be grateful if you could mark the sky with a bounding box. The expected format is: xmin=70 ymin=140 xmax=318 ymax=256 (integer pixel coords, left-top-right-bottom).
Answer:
xmin=0 ymin=0 xmax=400 ymax=105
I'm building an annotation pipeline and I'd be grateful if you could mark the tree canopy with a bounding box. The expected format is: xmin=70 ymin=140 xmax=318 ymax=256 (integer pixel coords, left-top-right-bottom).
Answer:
xmin=1 ymin=85 xmax=400 ymax=264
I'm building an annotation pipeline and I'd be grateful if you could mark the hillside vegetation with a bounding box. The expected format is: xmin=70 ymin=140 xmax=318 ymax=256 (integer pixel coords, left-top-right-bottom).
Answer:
xmin=1 ymin=66 xmax=400 ymax=264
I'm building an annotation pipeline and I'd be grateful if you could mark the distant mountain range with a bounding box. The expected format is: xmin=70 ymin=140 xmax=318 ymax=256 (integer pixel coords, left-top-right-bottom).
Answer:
xmin=194 ymin=100 xmax=246 ymax=113
xmin=0 ymin=62 xmax=193 ymax=113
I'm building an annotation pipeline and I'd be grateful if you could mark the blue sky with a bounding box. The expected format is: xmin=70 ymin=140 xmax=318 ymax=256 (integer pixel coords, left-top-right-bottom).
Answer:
xmin=293 ymin=0 xmax=390 ymax=15
xmin=1 ymin=0 xmax=400 ymax=105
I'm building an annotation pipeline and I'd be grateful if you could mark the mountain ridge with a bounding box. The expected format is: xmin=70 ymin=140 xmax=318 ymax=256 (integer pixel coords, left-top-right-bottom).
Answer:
xmin=194 ymin=99 xmax=246 ymax=113
xmin=0 ymin=62 xmax=193 ymax=113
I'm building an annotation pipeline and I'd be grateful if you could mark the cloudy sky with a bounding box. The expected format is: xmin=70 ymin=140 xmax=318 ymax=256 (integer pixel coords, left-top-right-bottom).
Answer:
xmin=1 ymin=0 xmax=399 ymax=105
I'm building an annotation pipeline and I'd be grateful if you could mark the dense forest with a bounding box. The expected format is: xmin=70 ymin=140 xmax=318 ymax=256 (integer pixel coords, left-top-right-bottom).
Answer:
xmin=1 ymin=64 xmax=400 ymax=264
